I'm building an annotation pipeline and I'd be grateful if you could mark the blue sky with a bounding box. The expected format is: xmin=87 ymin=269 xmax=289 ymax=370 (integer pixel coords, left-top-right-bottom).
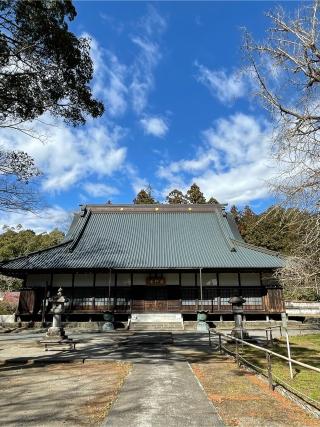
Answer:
xmin=1 ymin=1 xmax=297 ymax=232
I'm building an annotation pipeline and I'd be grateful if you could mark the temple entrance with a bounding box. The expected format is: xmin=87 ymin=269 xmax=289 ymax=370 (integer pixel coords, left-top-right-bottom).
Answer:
xmin=131 ymin=285 xmax=182 ymax=313
xmin=144 ymin=286 xmax=168 ymax=312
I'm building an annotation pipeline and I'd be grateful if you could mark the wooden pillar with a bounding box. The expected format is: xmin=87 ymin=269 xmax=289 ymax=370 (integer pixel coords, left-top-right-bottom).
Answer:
xmin=41 ymin=281 xmax=48 ymax=326
xmin=114 ymin=271 xmax=117 ymax=311
xmin=178 ymin=272 xmax=182 ymax=312
xmin=71 ymin=273 xmax=75 ymax=310
xmin=260 ymin=271 xmax=268 ymax=312
xmin=259 ymin=271 xmax=263 ymax=287
xmin=195 ymin=272 xmax=198 ymax=311
xmin=49 ymin=272 xmax=53 ymax=292
xmin=217 ymin=272 xmax=221 ymax=311
xmin=130 ymin=273 xmax=133 ymax=314
xmin=238 ymin=272 xmax=242 ymax=292
xmin=92 ymin=272 xmax=96 ymax=310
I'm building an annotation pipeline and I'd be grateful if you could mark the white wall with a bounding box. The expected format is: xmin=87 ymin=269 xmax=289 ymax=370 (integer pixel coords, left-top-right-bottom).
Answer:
xmin=25 ymin=271 xmax=264 ymax=289
xmin=240 ymin=272 xmax=260 ymax=286
xmin=165 ymin=273 xmax=179 ymax=285
xmin=181 ymin=273 xmax=195 ymax=286
xmin=74 ymin=273 xmax=94 ymax=287
xmin=53 ymin=273 xmax=72 ymax=287
xmin=96 ymin=272 xmax=115 ymax=287
xmin=197 ymin=272 xmax=217 ymax=286
xmin=117 ymin=272 xmax=131 ymax=286
xmin=219 ymin=273 xmax=239 ymax=286
xmin=26 ymin=274 xmax=50 ymax=287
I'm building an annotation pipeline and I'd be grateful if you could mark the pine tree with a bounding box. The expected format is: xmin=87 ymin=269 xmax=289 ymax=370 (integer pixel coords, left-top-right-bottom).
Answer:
xmin=231 ymin=204 xmax=310 ymax=254
xmin=207 ymin=197 xmax=219 ymax=205
xmin=133 ymin=186 xmax=156 ymax=204
xmin=230 ymin=205 xmax=241 ymax=224
xmin=186 ymin=183 xmax=206 ymax=204
xmin=237 ymin=205 xmax=257 ymax=241
xmin=166 ymin=189 xmax=188 ymax=204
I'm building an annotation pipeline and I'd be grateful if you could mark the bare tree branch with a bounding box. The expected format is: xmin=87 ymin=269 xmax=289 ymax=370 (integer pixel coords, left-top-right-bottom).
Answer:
xmin=244 ymin=1 xmax=320 ymax=300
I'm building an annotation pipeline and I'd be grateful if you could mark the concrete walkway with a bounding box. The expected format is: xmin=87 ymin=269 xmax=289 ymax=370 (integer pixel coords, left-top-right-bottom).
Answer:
xmin=104 ymin=361 xmax=224 ymax=427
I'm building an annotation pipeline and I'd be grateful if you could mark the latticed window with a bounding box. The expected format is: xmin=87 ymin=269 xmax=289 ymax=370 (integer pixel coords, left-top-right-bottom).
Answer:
xmin=181 ymin=287 xmax=197 ymax=305
xmin=244 ymin=296 xmax=263 ymax=306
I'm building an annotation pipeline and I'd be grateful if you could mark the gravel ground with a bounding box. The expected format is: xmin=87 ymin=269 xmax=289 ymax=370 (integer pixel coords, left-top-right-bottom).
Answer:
xmin=1 ymin=330 xmax=320 ymax=426
xmin=0 ymin=360 xmax=131 ymax=426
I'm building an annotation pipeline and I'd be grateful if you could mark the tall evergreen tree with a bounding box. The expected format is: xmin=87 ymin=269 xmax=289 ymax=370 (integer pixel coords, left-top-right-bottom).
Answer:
xmin=186 ymin=183 xmax=206 ymax=204
xmin=166 ymin=189 xmax=188 ymax=204
xmin=133 ymin=186 xmax=156 ymax=204
xmin=207 ymin=197 xmax=219 ymax=205
xmin=230 ymin=204 xmax=310 ymax=255
xmin=238 ymin=205 xmax=257 ymax=238
xmin=0 ymin=0 xmax=104 ymax=213
xmin=230 ymin=205 xmax=241 ymax=224
xmin=0 ymin=0 xmax=104 ymax=127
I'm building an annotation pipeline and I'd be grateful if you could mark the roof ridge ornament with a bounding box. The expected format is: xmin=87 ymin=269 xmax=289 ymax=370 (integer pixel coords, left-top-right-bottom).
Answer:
xmin=79 ymin=205 xmax=87 ymax=217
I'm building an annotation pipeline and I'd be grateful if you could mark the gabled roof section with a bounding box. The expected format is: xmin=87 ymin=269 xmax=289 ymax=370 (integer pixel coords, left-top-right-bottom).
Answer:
xmin=0 ymin=204 xmax=284 ymax=272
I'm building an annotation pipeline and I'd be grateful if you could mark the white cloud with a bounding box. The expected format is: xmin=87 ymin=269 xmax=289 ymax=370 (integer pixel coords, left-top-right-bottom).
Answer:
xmin=0 ymin=206 xmax=72 ymax=233
xmin=0 ymin=33 xmax=129 ymax=195
xmin=124 ymin=164 xmax=149 ymax=196
xmin=158 ymin=113 xmax=275 ymax=205
xmin=99 ymin=13 xmax=124 ymax=34
xmin=87 ymin=34 xmax=128 ymax=118
xmin=142 ymin=5 xmax=167 ymax=36
xmin=0 ymin=116 xmax=127 ymax=193
xmin=130 ymin=37 xmax=161 ymax=114
xmin=83 ymin=182 xmax=119 ymax=198
xmin=130 ymin=7 xmax=166 ymax=114
xmin=195 ymin=62 xmax=248 ymax=104
xmin=140 ymin=115 xmax=169 ymax=137
xmin=89 ymin=11 xmax=167 ymax=122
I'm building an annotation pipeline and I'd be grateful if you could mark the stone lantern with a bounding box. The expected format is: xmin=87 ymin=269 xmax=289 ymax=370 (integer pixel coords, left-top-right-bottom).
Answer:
xmin=228 ymin=295 xmax=249 ymax=339
xmin=46 ymin=287 xmax=68 ymax=340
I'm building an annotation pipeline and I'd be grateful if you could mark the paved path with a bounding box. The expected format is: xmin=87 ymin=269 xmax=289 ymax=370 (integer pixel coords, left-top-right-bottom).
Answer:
xmin=104 ymin=361 xmax=224 ymax=427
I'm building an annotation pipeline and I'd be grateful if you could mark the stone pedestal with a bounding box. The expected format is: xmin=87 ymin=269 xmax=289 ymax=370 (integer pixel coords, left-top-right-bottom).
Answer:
xmin=45 ymin=288 xmax=69 ymax=341
xmin=231 ymin=327 xmax=249 ymax=339
xmin=196 ymin=321 xmax=209 ymax=332
xmin=102 ymin=321 xmax=114 ymax=332
xmin=102 ymin=311 xmax=114 ymax=332
xmin=229 ymin=296 xmax=250 ymax=340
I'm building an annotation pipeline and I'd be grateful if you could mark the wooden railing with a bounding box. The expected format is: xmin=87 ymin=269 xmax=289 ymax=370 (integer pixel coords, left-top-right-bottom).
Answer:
xmin=208 ymin=329 xmax=320 ymax=411
xmin=64 ymin=297 xmax=131 ymax=312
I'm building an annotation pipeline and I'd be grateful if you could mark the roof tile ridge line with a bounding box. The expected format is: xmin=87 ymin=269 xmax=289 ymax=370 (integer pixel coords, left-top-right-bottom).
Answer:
xmin=68 ymin=209 xmax=92 ymax=253
xmin=231 ymin=238 xmax=281 ymax=257
xmin=215 ymin=209 xmax=237 ymax=252
xmin=0 ymin=239 xmax=73 ymax=266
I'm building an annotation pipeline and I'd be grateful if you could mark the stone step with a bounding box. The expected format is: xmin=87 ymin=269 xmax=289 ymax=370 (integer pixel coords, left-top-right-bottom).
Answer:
xmin=131 ymin=313 xmax=183 ymax=323
xmin=129 ymin=322 xmax=184 ymax=331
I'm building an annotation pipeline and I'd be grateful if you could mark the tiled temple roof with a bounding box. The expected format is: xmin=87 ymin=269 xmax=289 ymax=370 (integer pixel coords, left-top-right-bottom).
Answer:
xmin=0 ymin=204 xmax=284 ymax=272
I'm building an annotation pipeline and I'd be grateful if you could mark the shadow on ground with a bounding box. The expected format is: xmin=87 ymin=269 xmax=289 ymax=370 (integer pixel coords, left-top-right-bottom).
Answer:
xmin=0 ymin=331 xmax=219 ymax=369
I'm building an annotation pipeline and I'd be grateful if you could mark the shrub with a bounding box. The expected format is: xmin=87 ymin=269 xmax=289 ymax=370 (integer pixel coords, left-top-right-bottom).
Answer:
xmin=0 ymin=300 xmax=16 ymax=315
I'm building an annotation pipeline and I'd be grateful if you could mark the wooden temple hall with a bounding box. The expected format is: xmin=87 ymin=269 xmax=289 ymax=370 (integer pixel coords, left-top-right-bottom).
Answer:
xmin=0 ymin=204 xmax=285 ymax=321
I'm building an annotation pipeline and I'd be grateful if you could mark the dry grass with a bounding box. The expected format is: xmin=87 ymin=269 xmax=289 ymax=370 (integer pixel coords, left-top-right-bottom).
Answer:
xmin=78 ymin=361 xmax=131 ymax=425
xmin=223 ymin=334 xmax=320 ymax=405
xmin=192 ymin=356 xmax=320 ymax=427
xmin=0 ymin=360 xmax=132 ymax=426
